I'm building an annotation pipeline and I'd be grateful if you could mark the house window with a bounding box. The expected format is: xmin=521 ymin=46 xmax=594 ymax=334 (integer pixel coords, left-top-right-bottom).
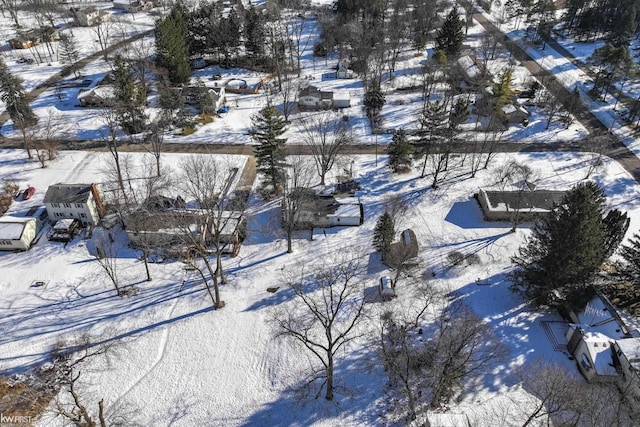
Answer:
xmin=52 ymin=203 xmax=60 ymax=208
xmin=76 ymin=203 xmax=83 ymax=208
xmin=64 ymin=203 xmax=71 ymax=208
xmin=0 ymin=240 xmax=11 ymax=245
xmin=80 ymin=213 xmax=86 ymax=218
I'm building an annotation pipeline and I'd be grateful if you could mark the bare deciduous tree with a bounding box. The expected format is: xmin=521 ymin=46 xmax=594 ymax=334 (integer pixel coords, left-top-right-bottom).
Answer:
xmin=92 ymin=19 xmax=114 ymax=62
xmin=272 ymin=250 xmax=368 ymax=401
xmin=379 ymin=283 xmax=441 ymax=421
xmin=381 ymin=297 xmax=506 ymax=417
xmin=32 ymin=109 xmax=67 ymax=168
xmin=493 ymin=159 xmax=538 ymax=231
xmin=47 ymin=335 xmax=140 ymax=427
xmin=93 ymin=233 xmax=122 ymax=296
xmin=281 ymin=154 xmax=315 ymax=253
xmin=97 ymin=108 xmax=127 ymax=202
xmin=302 ymin=112 xmax=352 ymax=186
xmin=175 ymin=155 xmax=248 ymax=308
xmin=275 ymin=73 xmax=298 ymax=123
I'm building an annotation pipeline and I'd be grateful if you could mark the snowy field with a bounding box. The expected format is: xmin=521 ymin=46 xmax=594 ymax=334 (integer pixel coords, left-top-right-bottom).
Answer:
xmin=1 ymin=147 xmax=640 ymax=425
xmin=3 ymin=1 xmax=640 ymax=425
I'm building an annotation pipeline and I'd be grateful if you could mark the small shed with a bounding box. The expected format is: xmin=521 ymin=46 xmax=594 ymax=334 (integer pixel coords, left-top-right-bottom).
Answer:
xmin=333 ymin=91 xmax=351 ymax=109
xmin=336 ymin=61 xmax=354 ymax=79
xmin=379 ymin=276 xmax=395 ymax=301
xmin=0 ymin=217 xmax=37 ymax=251
xmin=502 ymin=103 xmax=530 ymax=125
xmin=386 ymin=229 xmax=419 ymax=268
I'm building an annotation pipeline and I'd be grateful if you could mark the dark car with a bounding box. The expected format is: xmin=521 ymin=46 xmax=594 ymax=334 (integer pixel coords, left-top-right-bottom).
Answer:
xmin=22 ymin=186 xmax=35 ymax=200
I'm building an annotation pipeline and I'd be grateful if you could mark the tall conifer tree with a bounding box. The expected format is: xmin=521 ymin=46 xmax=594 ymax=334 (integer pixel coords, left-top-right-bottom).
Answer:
xmin=511 ymin=181 xmax=629 ymax=310
xmin=250 ymin=105 xmax=288 ymax=193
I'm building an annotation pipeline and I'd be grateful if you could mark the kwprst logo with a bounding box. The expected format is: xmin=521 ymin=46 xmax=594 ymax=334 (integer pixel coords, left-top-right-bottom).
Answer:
xmin=0 ymin=413 xmax=33 ymax=424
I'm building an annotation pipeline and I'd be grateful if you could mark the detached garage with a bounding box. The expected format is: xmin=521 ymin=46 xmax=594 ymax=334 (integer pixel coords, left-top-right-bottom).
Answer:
xmin=0 ymin=217 xmax=37 ymax=251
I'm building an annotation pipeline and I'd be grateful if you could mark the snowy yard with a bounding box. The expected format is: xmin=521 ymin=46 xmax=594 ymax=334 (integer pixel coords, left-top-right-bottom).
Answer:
xmin=1 ymin=147 xmax=639 ymax=425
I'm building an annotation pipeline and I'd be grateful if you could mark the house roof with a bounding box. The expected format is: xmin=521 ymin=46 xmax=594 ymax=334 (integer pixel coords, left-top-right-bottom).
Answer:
xmin=299 ymin=85 xmax=333 ymax=99
xmin=457 ymin=55 xmax=482 ymax=80
xmin=77 ymin=85 xmax=115 ymax=101
xmin=44 ymin=184 xmax=94 ymax=204
xmin=581 ymin=331 xmax=617 ymax=376
xmin=616 ymin=337 xmax=640 ymax=372
xmin=482 ymin=189 xmax=565 ymax=212
xmin=0 ymin=217 xmax=34 ymax=240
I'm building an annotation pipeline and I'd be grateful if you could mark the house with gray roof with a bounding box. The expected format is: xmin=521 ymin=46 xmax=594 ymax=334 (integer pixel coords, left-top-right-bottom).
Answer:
xmin=43 ymin=184 xmax=105 ymax=226
xmin=298 ymin=85 xmax=334 ymax=110
xmin=476 ymin=188 xmax=565 ymax=222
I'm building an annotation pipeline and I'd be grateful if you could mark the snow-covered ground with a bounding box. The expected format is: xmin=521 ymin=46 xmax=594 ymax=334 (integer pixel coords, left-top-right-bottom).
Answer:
xmin=1 ymin=146 xmax=639 ymax=426
xmin=3 ymin=1 xmax=640 ymax=426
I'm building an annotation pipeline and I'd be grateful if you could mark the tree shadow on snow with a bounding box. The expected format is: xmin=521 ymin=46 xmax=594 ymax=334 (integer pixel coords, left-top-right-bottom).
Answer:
xmin=0 ymin=278 xmax=212 ymax=375
xmin=237 ymin=346 xmax=382 ymax=427
xmin=445 ymin=273 xmax=573 ymax=402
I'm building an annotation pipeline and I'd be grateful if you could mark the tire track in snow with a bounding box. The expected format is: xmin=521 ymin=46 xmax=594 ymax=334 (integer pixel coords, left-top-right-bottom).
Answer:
xmin=107 ymin=271 xmax=194 ymax=411
xmin=60 ymin=151 xmax=98 ymax=183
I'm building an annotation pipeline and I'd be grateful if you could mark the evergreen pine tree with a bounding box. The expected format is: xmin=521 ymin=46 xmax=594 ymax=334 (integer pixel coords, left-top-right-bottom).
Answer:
xmin=416 ymin=99 xmax=448 ymax=178
xmin=373 ymin=211 xmax=395 ymax=258
xmin=620 ymin=232 xmax=640 ymax=280
xmin=112 ymin=55 xmax=147 ymax=134
xmin=511 ymin=181 xmax=627 ymax=310
xmin=603 ymin=209 xmax=630 ymax=257
xmin=364 ymin=84 xmax=385 ymax=124
xmin=388 ymin=129 xmax=413 ymax=172
xmin=244 ymin=4 xmax=266 ymax=63
xmin=155 ymin=5 xmax=191 ymax=85
xmin=435 ymin=7 xmax=465 ymax=57
xmin=58 ymin=33 xmax=81 ymax=78
xmin=250 ymin=104 xmax=288 ymax=193
xmin=0 ymin=58 xmax=37 ymax=132
xmin=491 ymin=69 xmax=514 ymax=115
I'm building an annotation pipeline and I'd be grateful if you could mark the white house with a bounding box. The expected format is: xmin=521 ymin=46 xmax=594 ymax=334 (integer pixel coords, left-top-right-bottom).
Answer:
xmin=77 ymin=85 xmax=116 ymax=107
xmin=71 ymin=7 xmax=110 ymax=26
xmin=327 ymin=197 xmax=363 ymax=226
xmin=0 ymin=217 xmax=37 ymax=251
xmin=112 ymin=0 xmax=142 ymax=12
xmin=180 ymin=86 xmax=226 ymax=112
xmin=295 ymin=193 xmax=364 ymax=228
xmin=298 ymin=85 xmax=333 ymax=110
xmin=44 ymin=184 xmax=105 ymax=226
xmin=336 ymin=61 xmax=354 ymax=79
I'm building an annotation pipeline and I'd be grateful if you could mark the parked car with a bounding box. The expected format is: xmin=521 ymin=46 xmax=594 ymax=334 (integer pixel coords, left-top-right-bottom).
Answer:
xmin=22 ymin=186 xmax=35 ymax=200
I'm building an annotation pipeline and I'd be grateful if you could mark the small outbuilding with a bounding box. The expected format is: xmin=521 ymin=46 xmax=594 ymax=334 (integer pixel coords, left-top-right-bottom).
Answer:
xmin=379 ymin=276 xmax=396 ymax=301
xmin=0 ymin=217 xmax=37 ymax=251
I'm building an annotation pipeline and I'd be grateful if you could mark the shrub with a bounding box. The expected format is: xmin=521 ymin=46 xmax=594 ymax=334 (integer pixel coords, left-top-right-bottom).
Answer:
xmin=198 ymin=114 xmax=213 ymax=124
xmin=182 ymin=127 xmax=196 ymax=136
xmin=447 ymin=251 xmax=465 ymax=266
